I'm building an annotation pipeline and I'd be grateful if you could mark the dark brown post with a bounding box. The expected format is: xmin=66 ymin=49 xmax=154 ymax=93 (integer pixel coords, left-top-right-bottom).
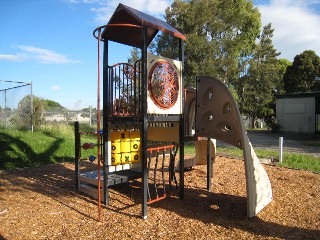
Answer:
xmin=74 ymin=121 xmax=80 ymax=189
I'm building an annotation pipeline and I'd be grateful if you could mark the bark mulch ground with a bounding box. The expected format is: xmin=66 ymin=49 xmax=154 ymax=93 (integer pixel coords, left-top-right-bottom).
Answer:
xmin=0 ymin=156 xmax=319 ymax=239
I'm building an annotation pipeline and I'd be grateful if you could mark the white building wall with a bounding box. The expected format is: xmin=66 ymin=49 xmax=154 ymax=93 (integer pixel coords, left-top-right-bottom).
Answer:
xmin=276 ymin=97 xmax=315 ymax=133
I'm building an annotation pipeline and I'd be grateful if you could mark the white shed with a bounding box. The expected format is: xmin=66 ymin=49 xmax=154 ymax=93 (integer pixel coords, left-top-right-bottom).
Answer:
xmin=276 ymin=92 xmax=320 ymax=133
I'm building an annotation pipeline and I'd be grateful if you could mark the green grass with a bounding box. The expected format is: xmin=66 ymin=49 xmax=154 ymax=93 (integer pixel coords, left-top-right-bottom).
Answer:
xmin=0 ymin=123 xmax=96 ymax=170
xmin=278 ymin=153 xmax=320 ymax=172
xmin=1 ymin=126 xmax=319 ymax=173
xmin=215 ymin=146 xmax=320 ymax=173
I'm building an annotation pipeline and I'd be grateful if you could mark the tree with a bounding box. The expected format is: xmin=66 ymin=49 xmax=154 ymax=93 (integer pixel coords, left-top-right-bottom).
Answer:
xmin=12 ymin=95 xmax=45 ymax=128
xmin=43 ymin=99 xmax=64 ymax=110
xmin=33 ymin=96 xmax=45 ymax=126
xmin=276 ymin=58 xmax=292 ymax=94
xmin=153 ymin=0 xmax=261 ymax=87
xmin=127 ymin=48 xmax=141 ymax=65
xmin=239 ymin=23 xmax=280 ymax=129
xmin=283 ymin=50 xmax=320 ymax=93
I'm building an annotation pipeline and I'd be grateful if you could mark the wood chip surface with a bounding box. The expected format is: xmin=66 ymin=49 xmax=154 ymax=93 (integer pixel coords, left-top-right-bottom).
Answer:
xmin=0 ymin=156 xmax=319 ymax=239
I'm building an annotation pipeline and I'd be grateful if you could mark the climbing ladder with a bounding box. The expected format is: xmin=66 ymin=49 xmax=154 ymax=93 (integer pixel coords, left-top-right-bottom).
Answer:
xmin=146 ymin=145 xmax=178 ymax=203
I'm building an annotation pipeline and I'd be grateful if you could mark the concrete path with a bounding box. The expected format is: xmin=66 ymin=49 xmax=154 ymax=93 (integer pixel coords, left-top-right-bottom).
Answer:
xmin=218 ymin=131 xmax=320 ymax=158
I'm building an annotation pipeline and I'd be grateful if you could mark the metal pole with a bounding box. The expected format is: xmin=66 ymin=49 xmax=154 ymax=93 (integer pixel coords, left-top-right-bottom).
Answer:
xmin=207 ymin=137 xmax=212 ymax=192
xmin=103 ymin=40 xmax=109 ymax=207
xmin=74 ymin=121 xmax=80 ymax=189
xmin=279 ymin=137 xmax=283 ymax=163
xmin=141 ymin=26 xmax=148 ymax=219
xmin=179 ymin=38 xmax=185 ymax=199
xmin=4 ymin=89 xmax=7 ymax=129
xmin=30 ymin=82 xmax=33 ymax=132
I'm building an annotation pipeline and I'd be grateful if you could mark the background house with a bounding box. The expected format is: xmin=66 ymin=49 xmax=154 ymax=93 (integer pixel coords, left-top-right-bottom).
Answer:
xmin=276 ymin=92 xmax=320 ymax=133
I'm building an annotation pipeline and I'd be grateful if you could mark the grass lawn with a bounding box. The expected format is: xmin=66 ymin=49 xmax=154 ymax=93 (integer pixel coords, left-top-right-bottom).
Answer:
xmin=0 ymin=124 xmax=96 ymax=170
xmin=186 ymin=143 xmax=320 ymax=173
xmin=1 ymin=125 xmax=319 ymax=172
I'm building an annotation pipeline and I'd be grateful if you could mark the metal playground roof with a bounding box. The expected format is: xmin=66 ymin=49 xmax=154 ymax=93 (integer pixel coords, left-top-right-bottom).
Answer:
xmin=101 ymin=3 xmax=186 ymax=48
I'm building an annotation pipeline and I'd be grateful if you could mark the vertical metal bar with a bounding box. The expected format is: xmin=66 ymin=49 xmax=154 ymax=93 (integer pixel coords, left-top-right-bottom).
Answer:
xmin=121 ymin=64 xmax=125 ymax=114
xmin=116 ymin=65 xmax=122 ymax=114
xmin=141 ymin=26 xmax=148 ymax=219
xmin=161 ymin=148 xmax=166 ymax=196
xmin=30 ymin=82 xmax=33 ymax=132
xmin=4 ymin=89 xmax=7 ymax=129
xmin=178 ymin=38 xmax=185 ymax=199
xmin=74 ymin=121 xmax=80 ymax=189
xmin=207 ymin=138 xmax=212 ymax=192
xmin=134 ymin=61 xmax=137 ymax=116
xmin=96 ymin=28 xmax=102 ymax=222
xmin=154 ymin=151 xmax=159 ymax=198
xmin=112 ymin=67 xmax=114 ymax=114
xmin=109 ymin=65 xmax=114 ymax=114
xmin=126 ymin=65 xmax=129 ymax=115
xmin=147 ymin=150 xmax=151 ymax=201
xmin=103 ymin=40 xmax=109 ymax=206
xmin=138 ymin=60 xmax=141 ymax=116
xmin=169 ymin=147 xmax=173 ymax=190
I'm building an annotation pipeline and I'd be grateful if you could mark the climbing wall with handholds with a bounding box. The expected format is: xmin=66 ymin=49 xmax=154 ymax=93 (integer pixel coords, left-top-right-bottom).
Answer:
xmin=147 ymin=53 xmax=183 ymax=115
xmin=195 ymin=76 xmax=242 ymax=147
xmin=195 ymin=75 xmax=272 ymax=218
xmin=110 ymin=129 xmax=141 ymax=166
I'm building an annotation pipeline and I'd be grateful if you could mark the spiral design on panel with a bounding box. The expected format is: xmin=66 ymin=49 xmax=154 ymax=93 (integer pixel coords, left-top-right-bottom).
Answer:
xmin=148 ymin=60 xmax=179 ymax=109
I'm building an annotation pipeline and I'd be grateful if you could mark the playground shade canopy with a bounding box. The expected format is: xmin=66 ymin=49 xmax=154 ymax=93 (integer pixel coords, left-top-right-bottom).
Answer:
xmin=102 ymin=3 xmax=186 ymax=48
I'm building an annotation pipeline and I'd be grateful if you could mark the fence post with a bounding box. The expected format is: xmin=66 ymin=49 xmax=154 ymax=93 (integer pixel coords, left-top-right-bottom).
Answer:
xmin=279 ymin=137 xmax=283 ymax=163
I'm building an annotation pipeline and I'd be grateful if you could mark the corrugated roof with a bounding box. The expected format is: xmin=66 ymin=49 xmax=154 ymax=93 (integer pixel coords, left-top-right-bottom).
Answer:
xmin=101 ymin=3 xmax=186 ymax=48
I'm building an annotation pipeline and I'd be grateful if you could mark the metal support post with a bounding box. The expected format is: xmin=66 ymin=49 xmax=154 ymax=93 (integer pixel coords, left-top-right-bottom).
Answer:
xmin=207 ymin=137 xmax=212 ymax=192
xmin=141 ymin=26 xmax=148 ymax=219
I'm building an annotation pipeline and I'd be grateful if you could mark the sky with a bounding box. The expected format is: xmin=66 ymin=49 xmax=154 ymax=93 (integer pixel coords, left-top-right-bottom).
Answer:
xmin=0 ymin=0 xmax=319 ymax=110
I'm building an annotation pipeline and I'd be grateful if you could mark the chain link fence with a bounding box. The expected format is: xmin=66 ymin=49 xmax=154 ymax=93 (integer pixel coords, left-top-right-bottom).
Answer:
xmin=0 ymin=80 xmax=33 ymax=131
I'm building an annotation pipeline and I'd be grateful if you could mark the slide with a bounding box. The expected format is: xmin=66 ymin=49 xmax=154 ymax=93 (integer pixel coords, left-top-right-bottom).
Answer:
xmin=195 ymin=76 xmax=272 ymax=218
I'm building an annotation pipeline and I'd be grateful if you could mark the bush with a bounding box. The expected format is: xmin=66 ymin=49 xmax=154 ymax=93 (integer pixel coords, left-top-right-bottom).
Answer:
xmin=265 ymin=117 xmax=281 ymax=132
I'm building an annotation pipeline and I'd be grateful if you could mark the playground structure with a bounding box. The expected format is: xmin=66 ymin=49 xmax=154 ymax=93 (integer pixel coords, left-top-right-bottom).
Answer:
xmin=74 ymin=3 xmax=272 ymax=220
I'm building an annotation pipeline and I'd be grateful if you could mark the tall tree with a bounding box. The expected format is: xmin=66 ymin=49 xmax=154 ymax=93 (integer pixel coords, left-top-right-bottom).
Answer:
xmin=127 ymin=48 xmax=141 ymax=65
xmin=283 ymin=50 xmax=320 ymax=93
xmin=153 ymin=0 xmax=261 ymax=87
xmin=276 ymin=58 xmax=292 ymax=94
xmin=239 ymin=23 xmax=280 ymax=128
xmin=14 ymin=95 xmax=45 ymax=128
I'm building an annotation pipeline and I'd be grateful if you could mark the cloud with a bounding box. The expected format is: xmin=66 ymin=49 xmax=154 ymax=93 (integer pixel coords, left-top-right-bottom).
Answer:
xmin=17 ymin=45 xmax=81 ymax=64
xmin=256 ymin=0 xmax=320 ymax=61
xmin=50 ymin=85 xmax=61 ymax=91
xmin=0 ymin=54 xmax=24 ymax=61
xmin=64 ymin=0 xmax=171 ymax=26
xmin=0 ymin=45 xmax=81 ymax=64
xmin=63 ymin=0 xmax=102 ymax=4
xmin=80 ymin=0 xmax=171 ymax=24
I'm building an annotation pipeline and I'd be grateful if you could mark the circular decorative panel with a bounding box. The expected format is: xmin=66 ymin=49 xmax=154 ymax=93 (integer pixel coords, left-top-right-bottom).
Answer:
xmin=148 ymin=60 xmax=179 ymax=109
